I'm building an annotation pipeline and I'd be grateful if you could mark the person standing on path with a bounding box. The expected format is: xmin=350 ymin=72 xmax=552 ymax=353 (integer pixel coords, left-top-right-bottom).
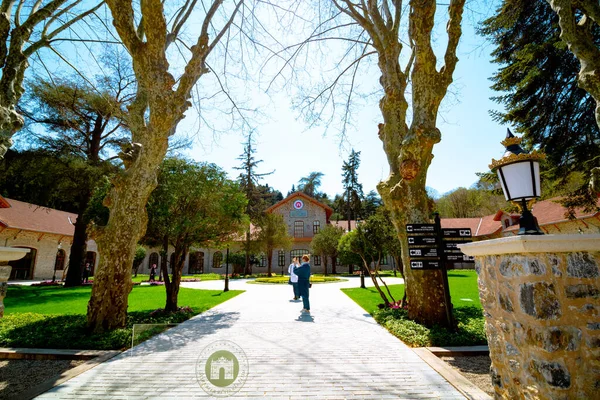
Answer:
xmin=294 ymin=255 xmax=311 ymax=313
xmin=288 ymin=257 xmax=300 ymax=300
xmin=150 ymin=263 xmax=157 ymax=282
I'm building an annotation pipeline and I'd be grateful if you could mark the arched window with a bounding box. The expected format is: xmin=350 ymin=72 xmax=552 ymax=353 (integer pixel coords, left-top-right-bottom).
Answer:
xmin=189 ymin=251 xmax=204 ymax=274
xmin=9 ymin=247 xmax=37 ymax=280
xmin=54 ymin=249 xmax=66 ymax=270
xmin=313 ymin=220 xmax=321 ymax=234
xmin=278 ymin=250 xmax=285 ymax=267
xmin=85 ymin=252 xmax=97 ymax=276
xmin=213 ymin=251 xmax=223 ymax=268
xmin=149 ymin=252 xmax=160 ymax=272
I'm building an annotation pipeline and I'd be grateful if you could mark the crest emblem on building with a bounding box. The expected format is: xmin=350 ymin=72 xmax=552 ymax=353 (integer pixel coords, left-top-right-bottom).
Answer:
xmin=196 ymin=340 xmax=248 ymax=397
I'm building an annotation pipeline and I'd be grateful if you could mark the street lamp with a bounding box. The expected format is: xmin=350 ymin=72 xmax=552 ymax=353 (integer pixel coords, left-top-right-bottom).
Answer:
xmin=224 ymin=246 xmax=230 ymax=292
xmin=490 ymin=129 xmax=546 ymax=235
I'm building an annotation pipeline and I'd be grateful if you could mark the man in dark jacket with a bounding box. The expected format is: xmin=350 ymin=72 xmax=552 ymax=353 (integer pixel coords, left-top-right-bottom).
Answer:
xmin=294 ymin=255 xmax=311 ymax=313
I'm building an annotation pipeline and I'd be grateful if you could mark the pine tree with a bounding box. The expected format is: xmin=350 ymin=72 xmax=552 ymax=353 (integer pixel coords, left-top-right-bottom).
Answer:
xmin=234 ymin=134 xmax=273 ymax=274
xmin=342 ymin=150 xmax=364 ymax=231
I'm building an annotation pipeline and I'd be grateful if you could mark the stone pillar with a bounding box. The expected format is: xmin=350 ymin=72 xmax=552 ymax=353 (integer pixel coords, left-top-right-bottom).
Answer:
xmin=0 ymin=247 xmax=30 ymax=318
xmin=460 ymin=235 xmax=600 ymax=400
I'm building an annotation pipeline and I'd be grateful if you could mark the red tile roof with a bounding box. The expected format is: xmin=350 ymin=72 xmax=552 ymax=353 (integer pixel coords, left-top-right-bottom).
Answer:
xmin=0 ymin=197 xmax=77 ymax=236
xmin=505 ymin=197 xmax=600 ymax=232
xmin=330 ymin=220 xmax=357 ymax=231
xmin=441 ymin=215 xmax=503 ymax=237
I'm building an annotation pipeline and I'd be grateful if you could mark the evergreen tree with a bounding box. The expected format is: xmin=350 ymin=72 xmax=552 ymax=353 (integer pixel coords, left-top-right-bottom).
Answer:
xmin=234 ymin=134 xmax=274 ymax=274
xmin=480 ymin=0 xmax=600 ymax=211
xmin=342 ymin=150 xmax=363 ymax=230
xmin=298 ymin=172 xmax=324 ymax=198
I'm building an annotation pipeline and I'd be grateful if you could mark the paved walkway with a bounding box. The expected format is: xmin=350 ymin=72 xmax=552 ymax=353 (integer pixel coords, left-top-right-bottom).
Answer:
xmin=37 ymin=277 xmax=465 ymax=399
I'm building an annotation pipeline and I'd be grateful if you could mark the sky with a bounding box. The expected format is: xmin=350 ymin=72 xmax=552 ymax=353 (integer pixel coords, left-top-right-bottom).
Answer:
xmin=179 ymin=5 xmax=508 ymax=200
xmin=20 ymin=2 xmax=507 ymax=201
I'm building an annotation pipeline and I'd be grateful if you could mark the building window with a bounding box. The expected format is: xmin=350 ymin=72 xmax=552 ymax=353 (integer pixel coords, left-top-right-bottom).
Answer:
xmin=313 ymin=220 xmax=320 ymax=234
xmin=290 ymin=249 xmax=309 ymax=262
xmin=213 ymin=251 xmax=223 ymax=268
xmin=260 ymin=255 xmax=266 ymax=267
xmin=504 ymin=219 xmax=510 ymax=228
xmin=54 ymin=249 xmax=66 ymax=270
xmin=278 ymin=250 xmax=285 ymax=267
xmin=313 ymin=255 xmax=321 ymax=266
xmin=381 ymin=254 xmax=388 ymax=265
xmin=189 ymin=252 xmax=204 ymax=274
xmin=294 ymin=221 xmax=304 ymax=238
xmin=9 ymin=247 xmax=37 ymax=280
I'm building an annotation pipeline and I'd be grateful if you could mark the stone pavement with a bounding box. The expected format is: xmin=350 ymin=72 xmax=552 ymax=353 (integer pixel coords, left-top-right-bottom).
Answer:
xmin=37 ymin=277 xmax=465 ymax=399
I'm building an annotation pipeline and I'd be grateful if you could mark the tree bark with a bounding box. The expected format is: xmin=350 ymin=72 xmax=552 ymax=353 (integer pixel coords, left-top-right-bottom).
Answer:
xmin=64 ymin=203 xmax=89 ymax=287
xmin=164 ymin=245 xmax=186 ymax=312
xmin=331 ymin=255 xmax=337 ymax=275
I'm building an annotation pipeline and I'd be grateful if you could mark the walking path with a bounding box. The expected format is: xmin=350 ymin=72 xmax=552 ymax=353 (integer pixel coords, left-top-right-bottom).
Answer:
xmin=37 ymin=277 xmax=465 ymax=399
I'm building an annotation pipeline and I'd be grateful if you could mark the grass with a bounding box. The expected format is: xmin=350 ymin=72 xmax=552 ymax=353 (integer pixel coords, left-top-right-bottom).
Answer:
xmin=251 ymin=275 xmax=345 ymax=284
xmin=341 ymin=270 xmax=486 ymax=347
xmin=131 ymin=273 xmax=222 ymax=283
xmin=0 ymin=285 xmax=243 ymax=350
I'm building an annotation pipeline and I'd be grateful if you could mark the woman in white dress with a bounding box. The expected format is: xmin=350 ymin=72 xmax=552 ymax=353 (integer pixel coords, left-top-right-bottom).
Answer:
xmin=288 ymin=257 xmax=300 ymax=300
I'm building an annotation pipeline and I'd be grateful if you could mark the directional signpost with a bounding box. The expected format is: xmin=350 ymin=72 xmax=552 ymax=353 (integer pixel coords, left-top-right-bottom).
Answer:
xmin=406 ymin=214 xmax=476 ymax=330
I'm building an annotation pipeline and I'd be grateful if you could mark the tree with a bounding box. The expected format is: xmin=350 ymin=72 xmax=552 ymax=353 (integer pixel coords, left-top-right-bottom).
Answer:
xmin=362 ymin=190 xmax=382 ymax=218
xmin=19 ymin=56 xmax=132 ymax=286
xmin=145 ymin=158 xmax=248 ymax=312
xmin=342 ymin=150 xmax=363 ymax=232
xmin=283 ymin=0 xmax=466 ymax=326
xmin=87 ymin=0 xmax=251 ymax=331
xmin=311 ymin=224 xmax=344 ymax=275
xmin=0 ymin=0 xmax=103 ymax=158
xmin=252 ymin=213 xmax=292 ymax=276
xmin=132 ymin=245 xmax=146 ymax=277
xmin=480 ymin=0 xmax=600 ymax=211
xmin=298 ymin=171 xmax=324 ymax=197
xmin=235 ymin=133 xmax=274 ymax=275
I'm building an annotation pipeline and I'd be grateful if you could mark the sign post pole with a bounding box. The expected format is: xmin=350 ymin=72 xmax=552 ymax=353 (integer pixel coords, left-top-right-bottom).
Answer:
xmin=435 ymin=213 xmax=455 ymax=330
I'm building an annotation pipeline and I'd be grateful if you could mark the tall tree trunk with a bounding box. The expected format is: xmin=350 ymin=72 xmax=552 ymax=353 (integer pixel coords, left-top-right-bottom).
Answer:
xmin=331 ymin=255 xmax=337 ymax=275
xmin=267 ymin=248 xmax=273 ymax=276
xmin=164 ymin=245 xmax=186 ymax=312
xmin=244 ymin=231 xmax=252 ymax=275
xmin=323 ymin=256 xmax=328 ymax=275
xmin=64 ymin=194 xmax=91 ymax=287
xmin=87 ymin=136 xmax=169 ymax=331
xmin=373 ymin=0 xmax=465 ymax=327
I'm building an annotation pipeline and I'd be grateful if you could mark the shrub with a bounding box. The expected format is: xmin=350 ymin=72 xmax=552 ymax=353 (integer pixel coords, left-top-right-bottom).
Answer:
xmin=373 ymin=306 xmax=486 ymax=347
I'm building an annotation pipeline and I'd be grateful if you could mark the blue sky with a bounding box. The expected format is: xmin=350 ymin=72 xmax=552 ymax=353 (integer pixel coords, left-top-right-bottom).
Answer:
xmin=180 ymin=4 xmax=508 ymax=199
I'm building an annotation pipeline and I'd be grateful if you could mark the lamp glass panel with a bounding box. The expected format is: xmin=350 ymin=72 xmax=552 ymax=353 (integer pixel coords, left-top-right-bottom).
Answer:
xmin=498 ymin=161 xmax=540 ymax=201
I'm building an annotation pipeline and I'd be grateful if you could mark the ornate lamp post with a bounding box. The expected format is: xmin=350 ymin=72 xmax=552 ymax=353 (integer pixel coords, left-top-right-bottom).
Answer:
xmin=490 ymin=129 xmax=546 ymax=235
xmin=224 ymin=246 xmax=230 ymax=292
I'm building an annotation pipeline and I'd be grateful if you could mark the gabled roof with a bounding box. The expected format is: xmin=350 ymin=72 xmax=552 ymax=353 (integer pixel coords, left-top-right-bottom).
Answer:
xmin=0 ymin=197 xmax=77 ymax=237
xmin=266 ymin=191 xmax=334 ymax=220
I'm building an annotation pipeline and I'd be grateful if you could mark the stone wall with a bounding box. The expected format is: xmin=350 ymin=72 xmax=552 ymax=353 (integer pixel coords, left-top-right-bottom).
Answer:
xmin=461 ymin=236 xmax=600 ymax=399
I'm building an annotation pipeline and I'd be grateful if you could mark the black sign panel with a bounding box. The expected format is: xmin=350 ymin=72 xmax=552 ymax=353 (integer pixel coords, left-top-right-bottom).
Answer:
xmin=407 ymin=236 xmax=438 ymax=246
xmin=443 ymin=240 xmax=473 ymax=250
xmin=406 ymin=224 xmax=436 ymax=234
xmin=410 ymin=260 xmax=441 ymax=270
xmin=442 ymin=228 xmax=472 ymax=238
xmin=445 ymin=254 xmax=475 ymax=263
xmin=408 ymin=247 xmax=439 ymax=258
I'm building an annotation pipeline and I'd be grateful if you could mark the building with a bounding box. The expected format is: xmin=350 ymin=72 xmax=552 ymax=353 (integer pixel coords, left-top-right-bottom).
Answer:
xmin=0 ymin=196 xmax=98 ymax=280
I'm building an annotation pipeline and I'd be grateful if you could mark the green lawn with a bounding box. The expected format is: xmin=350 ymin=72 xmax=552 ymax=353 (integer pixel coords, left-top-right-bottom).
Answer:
xmin=0 ymin=285 xmax=243 ymax=350
xmin=251 ymin=275 xmax=345 ymax=284
xmin=131 ymin=273 xmax=222 ymax=283
xmin=4 ymin=285 xmax=239 ymax=315
xmin=341 ymin=270 xmax=486 ymax=347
